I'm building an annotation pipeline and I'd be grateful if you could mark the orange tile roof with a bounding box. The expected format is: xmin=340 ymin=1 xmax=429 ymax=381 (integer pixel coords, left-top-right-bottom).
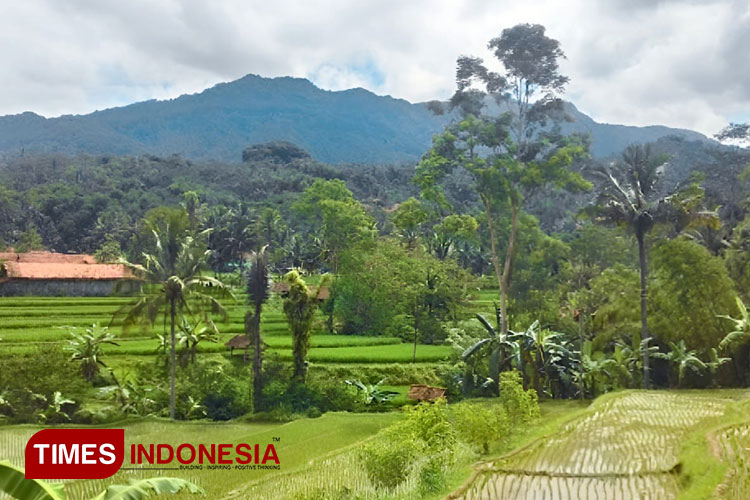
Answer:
xmin=2 ymin=262 xmax=135 ymax=280
xmin=0 ymin=251 xmax=97 ymax=264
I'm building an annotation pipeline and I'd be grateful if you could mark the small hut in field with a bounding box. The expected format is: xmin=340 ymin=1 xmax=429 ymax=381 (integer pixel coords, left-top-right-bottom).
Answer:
xmin=225 ymin=334 xmax=250 ymax=356
xmin=0 ymin=251 xmax=139 ymax=296
xmin=407 ymin=384 xmax=446 ymax=402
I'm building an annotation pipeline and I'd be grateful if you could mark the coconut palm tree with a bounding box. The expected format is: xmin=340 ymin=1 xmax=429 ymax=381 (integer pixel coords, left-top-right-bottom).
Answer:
xmin=117 ymin=222 xmax=232 ymax=420
xmin=590 ymin=143 xmax=707 ymax=388
xmin=245 ymin=245 xmax=270 ymax=410
xmin=0 ymin=460 xmax=202 ymax=500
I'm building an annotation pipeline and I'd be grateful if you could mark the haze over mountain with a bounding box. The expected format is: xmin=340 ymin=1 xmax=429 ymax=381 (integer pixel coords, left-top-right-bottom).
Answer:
xmin=0 ymin=74 xmax=711 ymax=164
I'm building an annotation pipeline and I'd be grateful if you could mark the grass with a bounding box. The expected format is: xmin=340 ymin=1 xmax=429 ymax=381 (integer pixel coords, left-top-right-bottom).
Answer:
xmin=0 ymin=412 xmax=399 ymax=499
xmin=423 ymin=398 xmax=591 ymax=500
xmin=676 ymin=390 xmax=750 ymax=499
xmin=449 ymin=390 xmax=746 ymax=500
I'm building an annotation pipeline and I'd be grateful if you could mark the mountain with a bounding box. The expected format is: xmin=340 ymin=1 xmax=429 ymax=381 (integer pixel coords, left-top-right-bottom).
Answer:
xmin=0 ymin=74 xmax=712 ymax=164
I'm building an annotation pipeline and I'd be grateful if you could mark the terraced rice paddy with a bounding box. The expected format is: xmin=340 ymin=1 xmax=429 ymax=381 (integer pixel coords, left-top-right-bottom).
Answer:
xmin=715 ymin=420 xmax=750 ymax=498
xmin=0 ymin=295 xmax=452 ymax=363
xmin=454 ymin=391 xmax=732 ymax=500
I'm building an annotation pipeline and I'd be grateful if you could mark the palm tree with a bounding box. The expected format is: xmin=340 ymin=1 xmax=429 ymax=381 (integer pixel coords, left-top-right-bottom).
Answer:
xmin=590 ymin=143 xmax=705 ymax=388
xmin=282 ymin=271 xmax=330 ymax=382
xmin=462 ymin=311 xmax=515 ymax=393
xmin=0 ymin=460 xmax=202 ymax=500
xmin=653 ymin=340 xmax=707 ymax=387
xmin=245 ymin=246 xmax=270 ymax=410
xmin=65 ymin=325 xmax=119 ymax=382
xmin=118 ymin=223 xmax=231 ymax=420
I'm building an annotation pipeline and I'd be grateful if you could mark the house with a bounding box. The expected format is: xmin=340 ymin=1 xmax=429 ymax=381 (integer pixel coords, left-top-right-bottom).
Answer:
xmin=0 ymin=251 xmax=139 ymax=296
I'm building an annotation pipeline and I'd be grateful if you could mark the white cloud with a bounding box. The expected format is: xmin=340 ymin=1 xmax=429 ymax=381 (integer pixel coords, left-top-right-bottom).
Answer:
xmin=0 ymin=0 xmax=747 ymax=136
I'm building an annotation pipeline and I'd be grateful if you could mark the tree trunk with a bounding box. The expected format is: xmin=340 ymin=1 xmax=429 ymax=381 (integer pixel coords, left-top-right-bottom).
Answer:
xmin=252 ymin=302 xmax=263 ymax=412
xmin=579 ymin=311 xmax=585 ymax=401
xmin=169 ymin=297 xmax=176 ymax=420
xmin=637 ymin=231 xmax=651 ymax=389
xmin=412 ymin=310 xmax=418 ymax=363
xmin=500 ymin=202 xmax=519 ymax=337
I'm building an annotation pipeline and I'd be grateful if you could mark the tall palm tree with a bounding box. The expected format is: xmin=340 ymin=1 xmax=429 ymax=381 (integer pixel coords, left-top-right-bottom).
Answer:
xmin=118 ymin=223 xmax=231 ymax=420
xmin=245 ymin=246 xmax=270 ymax=411
xmin=590 ymin=143 xmax=704 ymax=388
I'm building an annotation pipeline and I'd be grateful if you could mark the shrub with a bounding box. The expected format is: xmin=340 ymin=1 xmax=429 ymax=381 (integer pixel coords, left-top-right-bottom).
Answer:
xmin=359 ymin=432 xmax=418 ymax=489
xmin=451 ymin=403 xmax=510 ymax=454
xmin=0 ymin=345 xmax=87 ymax=423
xmin=360 ymin=400 xmax=457 ymax=492
xmin=499 ymin=370 xmax=540 ymax=423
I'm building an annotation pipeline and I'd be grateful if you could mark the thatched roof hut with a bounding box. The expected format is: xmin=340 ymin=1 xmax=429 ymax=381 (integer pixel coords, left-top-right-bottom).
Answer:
xmin=407 ymin=384 xmax=446 ymax=402
xmin=225 ymin=335 xmax=250 ymax=351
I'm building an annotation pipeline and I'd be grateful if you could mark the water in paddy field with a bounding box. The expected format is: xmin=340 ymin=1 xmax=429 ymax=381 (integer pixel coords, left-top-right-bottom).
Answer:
xmin=454 ymin=391 xmax=728 ymax=500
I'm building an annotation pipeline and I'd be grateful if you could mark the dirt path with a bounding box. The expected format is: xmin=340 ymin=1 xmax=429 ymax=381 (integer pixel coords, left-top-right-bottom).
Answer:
xmin=451 ymin=391 xmax=730 ymax=500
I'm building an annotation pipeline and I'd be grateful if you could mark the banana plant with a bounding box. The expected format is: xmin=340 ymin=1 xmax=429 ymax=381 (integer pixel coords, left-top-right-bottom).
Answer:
xmin=462 ymin=313 xmax=516 ymax=392
xmin=345 ymin=379 xmax=398 ymax=405
xmin=719 ymin=297 xmax=750 ymax=350
xmin=653 ymin=340 xmax=707 ymax=387
xmin=65 ymin=325 xmax=119 ymax=383
xmin=0 ymin=460 xmax=203 ymax=500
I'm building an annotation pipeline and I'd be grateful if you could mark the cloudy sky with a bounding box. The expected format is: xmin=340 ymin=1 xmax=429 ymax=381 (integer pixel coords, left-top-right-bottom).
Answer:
xmin=0 ymin=0 xmax=747 ymax=135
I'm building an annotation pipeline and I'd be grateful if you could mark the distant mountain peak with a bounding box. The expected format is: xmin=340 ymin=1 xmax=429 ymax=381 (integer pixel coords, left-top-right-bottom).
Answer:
xmin=0 ymin=73 xmax=711 ymax=164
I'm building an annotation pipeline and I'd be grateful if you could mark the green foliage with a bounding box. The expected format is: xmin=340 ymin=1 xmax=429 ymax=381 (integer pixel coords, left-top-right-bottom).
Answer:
xmin=499 ymin=371 xmax=540 ymax=423
xmin=391 ymin=197 xmax=429 ymax=248
xmin=0 ymin=345 xmax=86 ymax=423
xmin=0 ymin=459 xmax=203 ymax=500
xmin=650 ymin=238 xmax=737 ymax=351
xmin=14 ymin=225 xmax=44 ymax=252
xmin=344 ymin=379 xmax=398 ymax=406
xmin=93 ymin=237 xmax=122 ymax=263
xmin=0 ymin=460 xmax=66 ymax=500
xmin=359 ymin=400 xmax=456 ymax=491
xmin=335 ymin=239 xmax=469 ymax=338
xmin=65 ymin=324 xmax=119 ymax=382
xmin=283 ymin=271 xmax=329 ymax=381
xmin=725 ymin=217 xmax=750 ymax=303
xmin=450 ymin=403 xmax=510 ymax=454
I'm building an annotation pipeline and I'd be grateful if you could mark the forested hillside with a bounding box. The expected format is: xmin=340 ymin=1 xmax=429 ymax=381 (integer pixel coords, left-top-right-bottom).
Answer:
xmin=0 ymin=74 xmax=710 ymax=164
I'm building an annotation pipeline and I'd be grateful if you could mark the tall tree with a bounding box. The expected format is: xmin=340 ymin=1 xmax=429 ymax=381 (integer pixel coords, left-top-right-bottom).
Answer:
xmin=589 ymin=144 xmax=710 ymax=388
xmin=118 ymin=213 xmax=231 ymax=419
xmin=293 ymin=179 xmax=375 ymax=331
xmin=245 ymin=246 xmax=270 ymax=411
xmin=391 ymin=197 xmax=429 ymax=250
xmin=416 ymin=24 xmax=589 ymax=342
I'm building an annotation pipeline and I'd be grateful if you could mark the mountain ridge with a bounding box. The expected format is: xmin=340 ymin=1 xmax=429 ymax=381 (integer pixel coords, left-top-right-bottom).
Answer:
xmin=0 ymin=73 xmax=712 ymax=164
